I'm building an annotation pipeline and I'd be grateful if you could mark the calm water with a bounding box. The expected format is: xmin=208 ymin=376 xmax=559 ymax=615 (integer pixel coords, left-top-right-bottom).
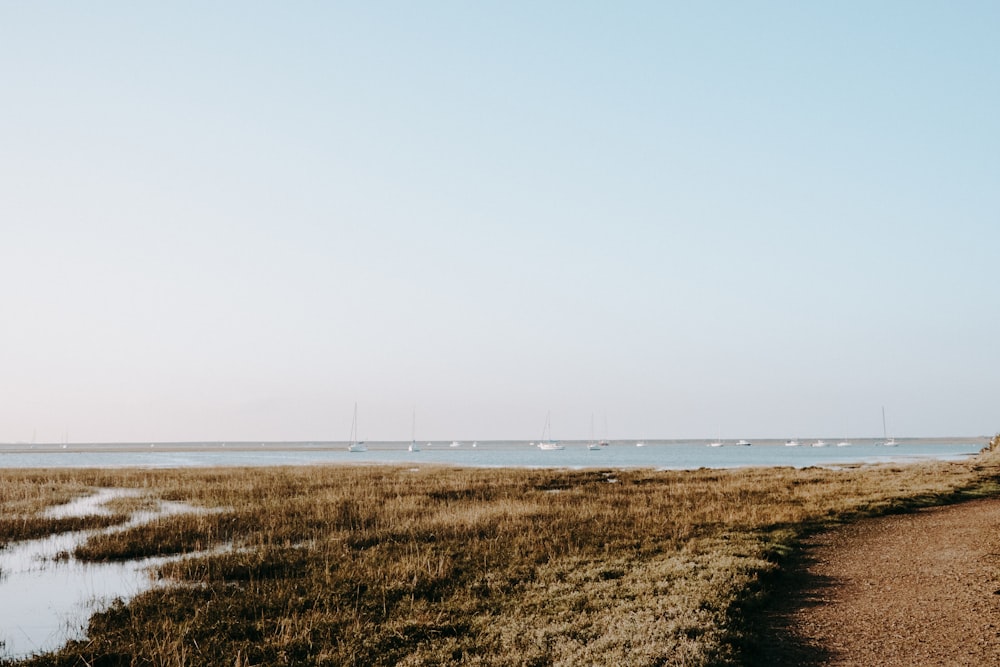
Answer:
xmin=0 ymin=438 xmax=986 ymax=470
xmin=0 ymin=490 xmax=217 ymax=660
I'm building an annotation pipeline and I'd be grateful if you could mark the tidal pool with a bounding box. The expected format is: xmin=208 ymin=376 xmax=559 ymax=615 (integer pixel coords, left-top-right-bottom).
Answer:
xmin=0 ymin=489 xmax=213 ymax=660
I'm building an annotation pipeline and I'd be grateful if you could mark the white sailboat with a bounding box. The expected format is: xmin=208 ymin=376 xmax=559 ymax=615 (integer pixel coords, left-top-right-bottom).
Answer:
xmin=588 ymin=413 xmax=602 ymax=450
xmin=598 ymin=413 xmax=610 ymax=447
xmin=880 ymin=406 xmax=897 ymax=446
xmin=347 ymin=404 xmax=367 ymax=452
xmin=537 ymin=412 xmax=564 ymax=450
xmin=837 ymin=418 xmax=852 ymax=446
xmin=408 ymin=409 xmax=420 ymax=452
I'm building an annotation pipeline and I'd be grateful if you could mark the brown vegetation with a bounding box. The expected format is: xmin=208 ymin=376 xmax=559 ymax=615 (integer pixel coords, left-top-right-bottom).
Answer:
xmin=1 ymin=447 xmax=999 ymax=666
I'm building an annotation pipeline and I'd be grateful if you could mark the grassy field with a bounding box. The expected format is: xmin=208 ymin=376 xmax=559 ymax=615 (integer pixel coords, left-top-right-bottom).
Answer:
xmin=2 ymin=438 xmax=999 ymax=666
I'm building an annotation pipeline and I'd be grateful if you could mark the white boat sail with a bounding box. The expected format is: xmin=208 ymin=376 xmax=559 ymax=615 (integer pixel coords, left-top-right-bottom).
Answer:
xmin=588 ymin=413 xmax=602 ymax=450
xmin=837 ymin=419 xmax=852 ymax=446
xmin=598 ymin=413 xmax=610 ymax=447
xmin=408 ymin=409 xmax=420 ymax=452
xmin=537 ymin=412 xmax=564 ymax=450
xmin=347 ymin=403 xmax=367 ymax=452
xmin=880 ymin=406 xmax=897 ymax=446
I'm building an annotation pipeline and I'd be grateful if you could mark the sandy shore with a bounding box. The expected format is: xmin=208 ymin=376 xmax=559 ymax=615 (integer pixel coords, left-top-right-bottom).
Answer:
xmin=755 ymin=497 xmax=1000 ymax=665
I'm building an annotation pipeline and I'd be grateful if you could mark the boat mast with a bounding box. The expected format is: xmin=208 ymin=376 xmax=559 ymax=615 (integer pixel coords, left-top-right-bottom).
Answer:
xmin=351 ymin=403 xmax=358 ymax=445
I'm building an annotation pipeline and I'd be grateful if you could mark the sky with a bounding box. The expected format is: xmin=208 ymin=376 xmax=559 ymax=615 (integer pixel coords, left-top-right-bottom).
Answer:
xmin=2 ymin=2 xmax=998 ymax=443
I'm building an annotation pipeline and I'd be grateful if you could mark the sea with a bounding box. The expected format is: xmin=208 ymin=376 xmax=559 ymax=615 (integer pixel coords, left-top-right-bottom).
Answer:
xmin=0 ymin=437 xmax=987 ymax=470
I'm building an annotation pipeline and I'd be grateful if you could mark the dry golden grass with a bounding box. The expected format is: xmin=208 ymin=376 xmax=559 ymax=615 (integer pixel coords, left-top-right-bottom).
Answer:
xmin=2 ymin=440 xmax=999 ymax=666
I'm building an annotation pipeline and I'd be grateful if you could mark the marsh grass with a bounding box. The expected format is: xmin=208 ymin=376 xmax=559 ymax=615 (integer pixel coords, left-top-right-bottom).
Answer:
xmin=2 ymin=444 xmax=999 ymax=666
xmin=0 ymin=472 xmax=139 ymax=548
xmin=0 ymin=474 xmax=92 ymax=520
xmin=0 ymin=514 xmax=130 ymax=544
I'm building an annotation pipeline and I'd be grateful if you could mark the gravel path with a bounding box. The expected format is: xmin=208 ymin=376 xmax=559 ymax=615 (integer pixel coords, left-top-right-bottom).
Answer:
xmin=753 ymin=497 xmax=1000 ymax=666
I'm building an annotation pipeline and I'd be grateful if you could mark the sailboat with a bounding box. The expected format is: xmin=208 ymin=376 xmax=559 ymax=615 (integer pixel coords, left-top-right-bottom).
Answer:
xmin=408 ymin=409 xmax=420 ymax=452
xmin=347 ymin=404 xmax=367 ymax=452
xmin=837 ymin=418 xmax=852 ymax=446
xmin=588 ymin=413 xmax=602 ymax=450
xmin=880 ymin=406 xmax=898 ymax=446
xmin=537 ymin=412 xmax=564 ymax=450
xmin=598 ymin=413 xmax=610 ymax=447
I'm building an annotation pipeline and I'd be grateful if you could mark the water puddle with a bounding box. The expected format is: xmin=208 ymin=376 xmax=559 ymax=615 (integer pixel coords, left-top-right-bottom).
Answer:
xmin=0 ymin=488 xmax=218 ymax=660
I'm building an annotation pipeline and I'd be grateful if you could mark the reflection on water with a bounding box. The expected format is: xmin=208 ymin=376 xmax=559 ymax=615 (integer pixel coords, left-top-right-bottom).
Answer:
xmin=0 ymin=489 xmax=211 ymax=660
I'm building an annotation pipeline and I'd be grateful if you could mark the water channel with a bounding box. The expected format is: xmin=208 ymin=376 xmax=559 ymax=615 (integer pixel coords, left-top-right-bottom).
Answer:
xmin=0 ymin=489 xmax=214 ymax=661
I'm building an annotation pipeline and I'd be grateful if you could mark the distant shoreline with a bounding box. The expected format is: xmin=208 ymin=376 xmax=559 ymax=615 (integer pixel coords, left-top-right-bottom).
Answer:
xmin=0 ymin=436 xmax=988 ymax=453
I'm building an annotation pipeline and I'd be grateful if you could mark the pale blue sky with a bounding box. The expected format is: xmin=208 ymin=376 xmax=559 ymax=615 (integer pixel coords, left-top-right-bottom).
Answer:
xmin=2 ymin=2 xmax=998 ymax=442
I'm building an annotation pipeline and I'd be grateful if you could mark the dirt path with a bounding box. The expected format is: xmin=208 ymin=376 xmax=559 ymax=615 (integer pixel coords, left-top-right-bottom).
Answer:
xmin=753 ymin=497 xmax=1000 ymax=666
